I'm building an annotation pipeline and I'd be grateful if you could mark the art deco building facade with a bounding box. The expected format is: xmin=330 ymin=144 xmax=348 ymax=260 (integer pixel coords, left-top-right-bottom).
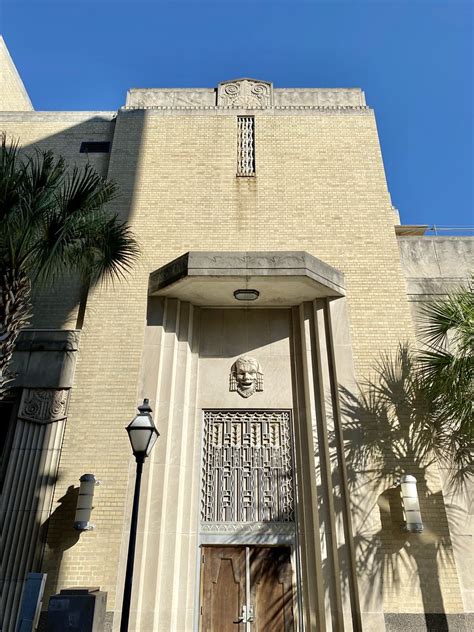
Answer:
xmin=0 ymin=37 xmax=472 ymax=631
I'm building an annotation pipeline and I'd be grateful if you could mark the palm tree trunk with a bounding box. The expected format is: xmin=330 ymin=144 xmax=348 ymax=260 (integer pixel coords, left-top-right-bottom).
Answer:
xmin=75 ymin=273 xmax=91 ymax=330
xmin=0 ymin=267 xmax=32 ymax=398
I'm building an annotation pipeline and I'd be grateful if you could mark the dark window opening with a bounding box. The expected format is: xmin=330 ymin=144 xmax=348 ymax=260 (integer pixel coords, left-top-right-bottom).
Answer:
xmin=80 ymin=141 xmax=111 ymax=154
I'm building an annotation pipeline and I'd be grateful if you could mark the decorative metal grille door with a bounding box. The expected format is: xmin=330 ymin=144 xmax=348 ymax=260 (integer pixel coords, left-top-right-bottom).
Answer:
xmin=201 ymin=410 xmax=294 ymax=526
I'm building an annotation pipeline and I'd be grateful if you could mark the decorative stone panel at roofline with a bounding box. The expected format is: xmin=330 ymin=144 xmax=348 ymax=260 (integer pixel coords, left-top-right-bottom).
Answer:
xmin=125 ymin=78 xmax=366 ymax=108
xmin=274 ymin=88 xmax=365 ymax=106
xmin=217 ymin=79 xmax=273 ymax=108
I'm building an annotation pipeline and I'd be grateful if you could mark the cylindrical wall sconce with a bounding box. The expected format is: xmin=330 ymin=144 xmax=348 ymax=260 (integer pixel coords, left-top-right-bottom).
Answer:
xmin=74 ymin=474 xmax=100 ymax=531
xmin=400 ymin=474 xmax=423 ymax=533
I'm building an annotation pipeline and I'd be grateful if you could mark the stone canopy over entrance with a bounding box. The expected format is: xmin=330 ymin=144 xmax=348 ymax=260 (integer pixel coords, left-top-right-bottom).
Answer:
xmin=148 ymin=250 xmax=345 ymax=306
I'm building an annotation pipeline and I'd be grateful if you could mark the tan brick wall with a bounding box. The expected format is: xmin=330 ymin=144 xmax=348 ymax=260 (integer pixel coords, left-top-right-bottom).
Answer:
xmin=4 ymin=107 xmax=463 ymax=618
xmin=104 ymin=109 xmax=415 ymax=377
xmin=0 ymin=37 xmax=33 ymax=111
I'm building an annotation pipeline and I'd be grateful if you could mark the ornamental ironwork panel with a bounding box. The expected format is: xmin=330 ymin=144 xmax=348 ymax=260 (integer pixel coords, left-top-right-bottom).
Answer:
xmin=201 ymin=410 xmax=294 ymax=523
xmin=237 ymin=117 xmax=255 ymax=176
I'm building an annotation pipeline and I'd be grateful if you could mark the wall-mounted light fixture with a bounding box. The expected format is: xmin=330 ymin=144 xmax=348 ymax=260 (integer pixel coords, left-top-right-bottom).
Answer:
xmin=74 ymin=473 xmax=100 ymax=531
xmin=233 ymin=289 xmax=260 ymax=301
xmin=400 ymin=474 xmax=423 ymax=533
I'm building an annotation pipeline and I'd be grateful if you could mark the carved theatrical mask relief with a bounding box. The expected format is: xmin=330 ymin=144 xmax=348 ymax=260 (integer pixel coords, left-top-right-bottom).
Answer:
xmin=229 ymin=356 xmax=263 ymax=398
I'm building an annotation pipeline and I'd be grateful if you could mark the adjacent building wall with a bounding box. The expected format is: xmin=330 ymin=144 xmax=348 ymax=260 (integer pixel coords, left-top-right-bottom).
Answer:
xmin=399 ymin=236 xmax=473 ymax=619
xmin=0 ymin=36 xmax=33 ymax=111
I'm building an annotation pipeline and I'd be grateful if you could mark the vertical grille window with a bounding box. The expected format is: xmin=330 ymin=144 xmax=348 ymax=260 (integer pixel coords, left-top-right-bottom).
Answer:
xmin=237 ymin=116 xmax=255 ymax=176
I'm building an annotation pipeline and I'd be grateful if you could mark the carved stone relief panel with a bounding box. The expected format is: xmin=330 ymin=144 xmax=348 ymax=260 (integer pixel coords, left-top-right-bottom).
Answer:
xmin=201 ymin=410 xmax=294 ymax=525
xmin=126 ymin=89 xmax=215 ymax=108
xmin=125 ymin=85 xmax=366 ymax=109
xmin=217 ymin=79 xmax=273 ymax=108
xmin=274 ymin=88 xmax=365 ymax=107
xmin=18 ymin=388 xmax=69 ymax=424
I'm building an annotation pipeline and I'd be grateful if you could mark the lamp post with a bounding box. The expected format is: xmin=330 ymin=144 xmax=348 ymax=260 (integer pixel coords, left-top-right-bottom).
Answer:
xmin=120 ymin=399 xmax=159 ymax=632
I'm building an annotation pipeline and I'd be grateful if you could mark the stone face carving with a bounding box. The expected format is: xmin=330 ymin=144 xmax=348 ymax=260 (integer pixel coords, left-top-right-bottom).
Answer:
xmin=218 ymin=79 xmax=273 ymax=108
xmin=230 ymin=356 xmax=263 ymax=398
xmin=18 ymin=388 xmax=69 ymax=423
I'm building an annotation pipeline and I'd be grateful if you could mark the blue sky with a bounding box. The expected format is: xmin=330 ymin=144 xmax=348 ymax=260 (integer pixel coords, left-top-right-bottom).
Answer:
xmin=2 ymin=0 xmax=473 ymax=229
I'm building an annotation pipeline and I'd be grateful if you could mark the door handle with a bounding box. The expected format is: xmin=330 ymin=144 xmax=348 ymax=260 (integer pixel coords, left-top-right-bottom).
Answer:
xmin=234 ymin=604 xmax=246 ymax=623
xmin=234 ymin=605 xmax=254 ymax=624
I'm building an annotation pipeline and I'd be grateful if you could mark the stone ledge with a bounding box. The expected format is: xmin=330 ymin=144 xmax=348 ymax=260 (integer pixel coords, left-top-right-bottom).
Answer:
xmin=385 ymin=613 xmax=474 ymax=631
xmin=11 ymin=329 xmax=80 ymax=389
xmin=0 ymin=111 xmax=116 ymax=122
xmin=120 ymin=104 xmax=371 ymax=114
xmin=405 ymin=278 xmax=471 ymax=298
xmin=15 ymin=329 xmax=80 ymax=352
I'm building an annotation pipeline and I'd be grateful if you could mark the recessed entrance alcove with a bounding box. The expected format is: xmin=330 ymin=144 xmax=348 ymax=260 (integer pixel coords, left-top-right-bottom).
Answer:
xmin=126 ymin=251 xmax=363 ymax=631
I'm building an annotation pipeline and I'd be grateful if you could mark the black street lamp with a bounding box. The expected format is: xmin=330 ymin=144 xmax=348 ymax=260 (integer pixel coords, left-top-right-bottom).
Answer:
xmin=120 ymin=399 xmax=159 ymax=631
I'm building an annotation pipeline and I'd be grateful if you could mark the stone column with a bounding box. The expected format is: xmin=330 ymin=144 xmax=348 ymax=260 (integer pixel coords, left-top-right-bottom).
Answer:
xmin=0 ymin=330 xmax=78 ymax=630
xmin=0 ymin=389 xmax=69 ymax=629
xmin=120 ymin=298 xmax=201 ymax=631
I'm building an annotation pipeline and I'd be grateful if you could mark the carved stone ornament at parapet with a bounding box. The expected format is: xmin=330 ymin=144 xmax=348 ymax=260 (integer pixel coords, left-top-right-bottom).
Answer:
xmin=229 ymin=356 xmax=263 ymax=398
xmin=18 ymin=388 xmax=69 ymax=424
xmin=274 ymin=89 xmax=364 ymax=107
xmin=218 ymin=79 xmax=273 ymax=108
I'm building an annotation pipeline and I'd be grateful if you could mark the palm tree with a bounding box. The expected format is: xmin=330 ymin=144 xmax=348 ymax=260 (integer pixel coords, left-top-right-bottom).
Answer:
xmin=417 ymin=283 xmax=474 ymax=482
xmin=0 ymin=134 xmax=139 ymax=396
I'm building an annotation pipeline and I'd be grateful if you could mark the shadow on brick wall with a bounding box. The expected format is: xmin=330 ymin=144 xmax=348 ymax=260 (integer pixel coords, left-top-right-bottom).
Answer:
xmin=320 ymin=344 xmax=467 ymax=629
xmin=41 ymin=485 xmax=81 ymax=602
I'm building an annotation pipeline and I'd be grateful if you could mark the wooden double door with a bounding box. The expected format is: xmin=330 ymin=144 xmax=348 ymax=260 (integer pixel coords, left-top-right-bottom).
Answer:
xmin=200 ymin=545 xmax=295 ymax=631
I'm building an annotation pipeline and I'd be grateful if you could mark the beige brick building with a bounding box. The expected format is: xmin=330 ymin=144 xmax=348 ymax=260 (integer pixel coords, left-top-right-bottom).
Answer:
xmin=0 ymin=37 xmax=472 ymax=631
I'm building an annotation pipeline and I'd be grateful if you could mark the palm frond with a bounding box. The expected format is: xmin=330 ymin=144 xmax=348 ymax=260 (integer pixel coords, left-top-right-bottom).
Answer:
xmin=416 ymin=282 xmax=474 ymax=484
xmin=57 ymin=164 xmax=118 ymax=219
xmin=418 ymin=286 xmax=474 ymax=350
xmin=88 ymin=215 xmax=140 ymax=283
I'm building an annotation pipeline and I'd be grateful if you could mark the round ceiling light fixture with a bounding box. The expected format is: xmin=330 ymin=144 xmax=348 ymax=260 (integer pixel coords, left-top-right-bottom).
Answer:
xmin=233 ymin=289 xmax=260 ymax=301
